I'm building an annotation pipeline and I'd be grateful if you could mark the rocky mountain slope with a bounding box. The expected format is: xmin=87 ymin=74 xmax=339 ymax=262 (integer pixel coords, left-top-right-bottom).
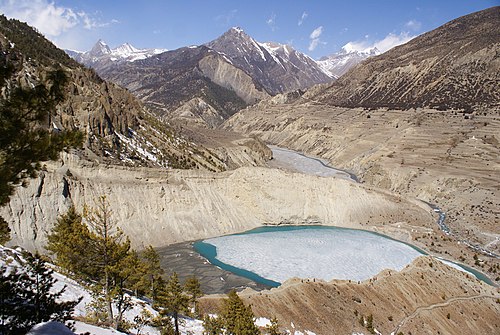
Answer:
xmin=309 ymin=6 xmax=500 ymax=110
xmin=95 ymin=45 xmax=269 ymax=128
xmin=68 ymin=27 xmax=334 ymax=129
xmin=317 ymin=44 xmax=379 ymax=78
xmin=206 ymin=27 xmax=333 ymax=94
xmin=0 ymin=15 xmax=269 ymax=172
xmin=201 ymin=256 xmax=500 ymax=334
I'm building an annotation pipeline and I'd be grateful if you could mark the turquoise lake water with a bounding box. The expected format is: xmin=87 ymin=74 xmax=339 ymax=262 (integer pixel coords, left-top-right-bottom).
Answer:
xmin=193 ymin=225 xmax=493 ymax=287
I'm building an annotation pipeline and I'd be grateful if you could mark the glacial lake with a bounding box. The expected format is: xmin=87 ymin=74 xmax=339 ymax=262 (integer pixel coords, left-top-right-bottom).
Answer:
xmin=194 ymin=225 xmax=492 ymax=287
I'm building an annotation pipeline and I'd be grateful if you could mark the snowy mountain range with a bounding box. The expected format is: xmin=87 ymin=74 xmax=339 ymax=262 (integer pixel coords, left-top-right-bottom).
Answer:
xmin=205 ymin=27 xmax=333 ymax=94
xmin=317 ymin=44 xmax=380 ymax=78
xmin=66 ymin=28 xmax=383 ymax=96
xmin=63 ymin=28 xmax=381 ymax=128
xmin=66 ymin=39 xmax=167 ymax=64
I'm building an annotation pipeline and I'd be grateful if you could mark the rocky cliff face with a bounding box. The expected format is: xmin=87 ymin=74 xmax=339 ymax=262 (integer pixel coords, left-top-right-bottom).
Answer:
xmin=2 ymin=153 xmax=431 ymax=252
xmin=198 ymin=54 xmax=269 ymax=104
xmin=310 ymin=7 xmax=500 ymax=110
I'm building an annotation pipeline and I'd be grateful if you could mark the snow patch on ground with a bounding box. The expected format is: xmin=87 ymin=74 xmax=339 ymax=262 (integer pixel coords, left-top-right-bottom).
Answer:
xmin=74 ymin=321 xmax=127 ymax=335
xmin=255 ymin=317 xmax=271 ymax=327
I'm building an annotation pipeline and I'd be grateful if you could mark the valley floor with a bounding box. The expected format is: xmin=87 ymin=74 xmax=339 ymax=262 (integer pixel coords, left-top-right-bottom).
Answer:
xmin=224 ymin=103 xmax=500 ymax=284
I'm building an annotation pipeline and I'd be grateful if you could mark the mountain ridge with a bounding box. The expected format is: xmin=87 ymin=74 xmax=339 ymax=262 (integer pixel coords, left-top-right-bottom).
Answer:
xmin=309 ymin=6 xmax=500 ymax=110
xmin=94 ymin=44 xmax=269 ymax=128
xmin=64 ymin=27 xmax=337 ymax=128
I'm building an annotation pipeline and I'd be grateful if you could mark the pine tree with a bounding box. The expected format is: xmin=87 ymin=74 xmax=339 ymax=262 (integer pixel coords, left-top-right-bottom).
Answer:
xmin=46 ymin=206 xmax=96 ymax=280
xmin=0 ymin=265 xmax=25 ymax=333
xmin=184 ymin=276 xmax=203 ymax=317
xmin=220 ymin=290 xmax=260 ymax=335
xmin=0 ymin=218 xmax=10 ymax=245
xmin=202 ymin=315 xmax=222 ymax=335
xmin=131 ymin=245 xmax=164 ymax=301
xmin=0 ymin=252 xmax=80 ymax=334
xmin=156 ymin=272 xmax=189 ymax=335
xmin=83 ymin=195 xmax=132 ymax=330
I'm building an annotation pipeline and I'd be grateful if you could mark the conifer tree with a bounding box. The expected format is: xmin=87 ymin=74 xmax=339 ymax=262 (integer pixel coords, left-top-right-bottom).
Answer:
xmin=83 ymin=195 xmax=132 ymax=330
xmin=202 ymin=315 xmax=222 ymax=335
xmin=131 ymin=245 xmax=164 ymax=301
xmin=0 ymin=218 xmax=10 ymax=245
xmin=184 ymin=276 xmax=203 ymax=317
xmin=219 ymin=290 xmax=260 ymax=335
xmin=0 ymin=252 xmax=80 ymax=334
xmin=156 ymin=272 xmax=189 ymax=335
xmin=46 ymin=206 xmax=96 ymax=280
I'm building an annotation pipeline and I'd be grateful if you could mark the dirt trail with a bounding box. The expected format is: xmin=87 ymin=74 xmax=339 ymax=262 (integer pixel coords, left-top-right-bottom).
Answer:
xmin=392 ymin=294 xmax=500 ymax=334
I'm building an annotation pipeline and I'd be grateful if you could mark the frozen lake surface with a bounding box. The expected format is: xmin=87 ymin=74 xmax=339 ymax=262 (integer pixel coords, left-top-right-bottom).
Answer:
xmin=195 ymin=226 xmax=423 ymax=284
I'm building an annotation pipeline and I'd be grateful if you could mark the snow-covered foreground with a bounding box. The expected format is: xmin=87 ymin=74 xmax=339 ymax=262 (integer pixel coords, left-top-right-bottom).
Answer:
xmin=204 ymin=227 xmax=423 ymax=283
xmin=269 ymin=146 xmax=354 ymax=180
xmin=2 ymin=245 xmax=320 ymax=335
xmin=0 ymin=245 xmax=204 ymax=335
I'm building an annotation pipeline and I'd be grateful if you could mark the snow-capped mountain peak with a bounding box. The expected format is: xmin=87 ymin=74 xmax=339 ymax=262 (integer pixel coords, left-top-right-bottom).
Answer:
xmin=206 ymin=30 xmax=333 ymax=94
xmin=89 ymin=39 xmax=111 ymax=57
xmin=340 ymin=42 xmax=380 ymax=56
xmin=229 ymin=26 xmax=244 ymax=34
xmin=113 ymin=42 xmax=140 ymax=56
xmin=317 ymin=43 xmax=381 ymax=78
xmin=66 ymin=41 xmax=168 ymax=64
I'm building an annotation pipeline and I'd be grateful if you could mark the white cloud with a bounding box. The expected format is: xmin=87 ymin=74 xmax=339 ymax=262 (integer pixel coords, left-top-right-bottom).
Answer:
xmin=343 ymin=31 xmax=416 ymax=53
xmin=298 ymin=11 xmax=308 ymax=26
xmin=266 ymin=13 xmax=276 ymax=31
xmin=308 ymin=26 xmax=325 ymax=51
xmin=0 ymin=0 xmax=117 ymax=38
xmin=0 ymin=0 xmax=78 ymax=36
xmin=374 ymin=32 xmax=415 ymax=52
xmin=308 ymin=38 xmax=320 ymax=51
xmin=310 ymin=26 xmax=323 ymax=39
xmin=405 ymin=19 xmax=422 ymax=31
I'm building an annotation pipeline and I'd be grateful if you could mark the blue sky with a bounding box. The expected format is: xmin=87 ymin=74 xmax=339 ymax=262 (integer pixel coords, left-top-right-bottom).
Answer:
xmin=1 ymin=0 xmax=497 ymax=58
